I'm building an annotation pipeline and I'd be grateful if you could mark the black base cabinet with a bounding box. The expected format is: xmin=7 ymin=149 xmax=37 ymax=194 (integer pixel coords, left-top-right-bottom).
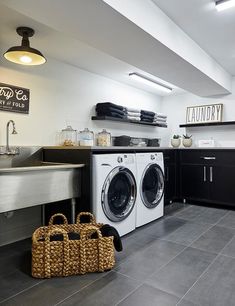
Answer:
xmin=180 ymin=150 xmax=235 ymax=207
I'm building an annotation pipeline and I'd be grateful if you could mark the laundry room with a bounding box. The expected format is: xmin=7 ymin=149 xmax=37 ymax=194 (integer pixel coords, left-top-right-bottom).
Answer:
xmin=0 ymin=1 xmax=235 ymax=306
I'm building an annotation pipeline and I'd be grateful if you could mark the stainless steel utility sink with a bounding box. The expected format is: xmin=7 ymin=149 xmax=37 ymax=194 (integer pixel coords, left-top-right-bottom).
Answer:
xmin=0 ymin=147 xmax=84 ymax=214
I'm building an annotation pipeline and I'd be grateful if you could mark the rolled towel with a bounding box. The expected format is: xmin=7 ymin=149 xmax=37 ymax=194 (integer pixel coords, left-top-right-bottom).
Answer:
xmin=153 ymin=117 xmax=167 ymax=123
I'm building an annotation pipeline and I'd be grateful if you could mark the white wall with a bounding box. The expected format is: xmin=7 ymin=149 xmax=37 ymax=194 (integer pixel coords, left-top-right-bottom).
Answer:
xmin=161 ymin=78 xmax=235 ymax=147
xmin=0 ymin=57 xmax=164 ymax=245
xmin=0 ymin=58 xmax=163 ymax=147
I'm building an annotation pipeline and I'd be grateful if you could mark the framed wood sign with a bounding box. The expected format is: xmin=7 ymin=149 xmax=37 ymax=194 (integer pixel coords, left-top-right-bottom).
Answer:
xmin=0 ymin=82 xmax=30 ymax=114
xmin=186 ymin=103 xmax=223 ymax=124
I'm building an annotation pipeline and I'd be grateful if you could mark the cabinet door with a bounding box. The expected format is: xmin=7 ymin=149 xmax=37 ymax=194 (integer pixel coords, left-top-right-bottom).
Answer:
xmin=209 ymin=166 xmax=235 ymax=206
xmin=181 ymin=165 xmax=209 ymax=201
xmin=164 ymin=164 xmax=176 ymax=203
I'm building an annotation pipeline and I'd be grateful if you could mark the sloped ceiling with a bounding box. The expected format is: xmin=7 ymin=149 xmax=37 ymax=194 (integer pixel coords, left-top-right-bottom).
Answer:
xmin=0 ymin=0 xmax=232 ymax=97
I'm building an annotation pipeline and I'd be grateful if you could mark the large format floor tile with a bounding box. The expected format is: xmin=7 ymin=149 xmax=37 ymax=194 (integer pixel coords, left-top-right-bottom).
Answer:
xmin=175 ymin=206 xmax=228 ymax=225
xmin=115 ymin=239 xmax=185 ymax=281
xmin=57 ymin=271 xmax=141 ymax=306
xmin=221 ymin=236 xmax=235 ymax=258
xmin=191 ymin=225 xmax=235 ymax=254
xmin=146 ymin=247 xmax=216 ymax=298
xmin=217 ymin=211 xmax=235 ymax=229
xmin=162 ymin=221 xmax=212 ymax=246
xmin=1 ymin=272 xmax=105 ymax=306
xmin=183 ymin=255 xmax=235 ymax=306
xmin=117 ymin=284 xmax=179 ymax=306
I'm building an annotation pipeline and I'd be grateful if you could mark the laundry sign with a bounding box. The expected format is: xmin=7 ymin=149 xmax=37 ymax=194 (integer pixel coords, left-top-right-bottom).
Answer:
xmin=186 ymin=103 xmax=223 ymax=124
xmin=0 ymin=82 xmax=30 ymax=114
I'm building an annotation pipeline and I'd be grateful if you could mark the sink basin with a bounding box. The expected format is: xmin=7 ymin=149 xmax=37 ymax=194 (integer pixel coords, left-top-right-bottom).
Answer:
xmin=0 ymin=146 xmax=84 ymax=214
xmin=0 ymin=161 xmax=84 ymax=173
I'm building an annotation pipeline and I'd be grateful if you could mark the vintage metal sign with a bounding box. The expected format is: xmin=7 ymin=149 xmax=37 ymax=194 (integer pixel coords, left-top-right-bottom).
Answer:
xmin=186 ymin=103 xmax=223 ymax=124
xmin=0 ymin=82 xmax=30 ymax=114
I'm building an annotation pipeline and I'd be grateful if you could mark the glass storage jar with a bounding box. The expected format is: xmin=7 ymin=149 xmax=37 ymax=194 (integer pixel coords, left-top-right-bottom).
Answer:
xmin=60 ymin=125 xmax=77 ymax=146
xmin=97 ymin=129 xmax=111 ymax=147
xmin=79 ymin=128 xmax=94 ymax=146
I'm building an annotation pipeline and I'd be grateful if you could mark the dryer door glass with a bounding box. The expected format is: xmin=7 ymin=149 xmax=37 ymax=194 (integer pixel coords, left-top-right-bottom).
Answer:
xmin=101 ymin=167 xmax=137 ymax=222
xmin=141 ymin=164 xmax=164 ymax=208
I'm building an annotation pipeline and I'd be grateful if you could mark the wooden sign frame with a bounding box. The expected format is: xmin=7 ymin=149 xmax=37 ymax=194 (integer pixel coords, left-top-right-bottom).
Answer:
xmin=186 ymin=103 xmax=223 ymax=124
xmin=0 ymin=82 xmax=30 ymax=114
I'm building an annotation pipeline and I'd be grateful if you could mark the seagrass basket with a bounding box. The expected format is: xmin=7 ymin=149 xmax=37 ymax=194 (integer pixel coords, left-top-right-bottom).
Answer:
xmin=32 ymin=225 xmax=115 ymax=278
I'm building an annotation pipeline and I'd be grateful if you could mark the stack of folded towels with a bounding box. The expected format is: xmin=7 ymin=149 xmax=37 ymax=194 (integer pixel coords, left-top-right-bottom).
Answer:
xmin=96 ymin=102 xmax=126 ymax=119
xmin=140 ymin=110 xmax=155 ymax=123
xmin=154 ymin=112 xmax=167 ymax=127
xmin=126 ymin=107 xmax=141 ymax=122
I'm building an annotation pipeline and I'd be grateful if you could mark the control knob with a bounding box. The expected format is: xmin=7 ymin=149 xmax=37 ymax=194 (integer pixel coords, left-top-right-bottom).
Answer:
xmin=117 ymin=156 xmax=123 ymax=163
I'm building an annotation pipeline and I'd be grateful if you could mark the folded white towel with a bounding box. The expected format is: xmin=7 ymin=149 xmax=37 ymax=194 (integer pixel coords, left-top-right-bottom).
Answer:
xmin=127 ymin=111 xmax=141 ymax=117
xmin=126 ymin=107 xmax=140 ymax=113
xmin=155 ymin=112 xmax=167 ymax=118
xmin=154 ymin=118 xmax=167 ymax=123
xmin=127 ymin=116 xmax=141 ymax=121
xmin=154 ymin=114 xmax=167 ymax=120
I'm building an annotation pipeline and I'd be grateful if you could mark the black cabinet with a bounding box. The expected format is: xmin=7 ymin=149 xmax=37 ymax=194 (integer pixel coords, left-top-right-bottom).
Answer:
xmin=180 ymin=150 xmax=235 ymax=207
xmin=164 ymin=150 xmax=177 ymax=204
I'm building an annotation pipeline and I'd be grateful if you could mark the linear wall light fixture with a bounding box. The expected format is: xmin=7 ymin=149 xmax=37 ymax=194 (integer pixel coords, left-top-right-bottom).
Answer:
xmin=129 ymin=72 xmax=172 ymax=93
xmin=4 ymin=27 xmax=46 ymax=66
xmin=216 ymin=0 xmax=235 ymax=11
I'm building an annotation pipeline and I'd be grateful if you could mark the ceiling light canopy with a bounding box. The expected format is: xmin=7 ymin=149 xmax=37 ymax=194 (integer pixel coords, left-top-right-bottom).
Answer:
xmin=216 ymin=0 xmax=235 ymax=11
xmin=129 ymin=72 xmax=172 ymax=93
xmin=4 ymin=27 xmax=46 ymax=66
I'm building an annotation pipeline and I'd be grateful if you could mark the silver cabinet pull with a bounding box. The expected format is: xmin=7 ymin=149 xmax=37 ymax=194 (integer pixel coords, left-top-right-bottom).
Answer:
xmin=200 ymin=156 xmax=216 ymax=160
xmin=203 ymin=166 xmax=206 ymax=182
xmin=210 ymin=167 xmax=213 ymax=182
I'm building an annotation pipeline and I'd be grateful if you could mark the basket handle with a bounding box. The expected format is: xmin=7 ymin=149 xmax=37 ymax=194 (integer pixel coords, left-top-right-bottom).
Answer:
xmin=48 ymin=213 xmax=68 ymax=226
xmin=80 ymin=226 xmax=104 ymax=273
xmin=76 ymin=212 xmax=96 ymax=225
xmin=44 ymin=228 xmax=70 ymax=278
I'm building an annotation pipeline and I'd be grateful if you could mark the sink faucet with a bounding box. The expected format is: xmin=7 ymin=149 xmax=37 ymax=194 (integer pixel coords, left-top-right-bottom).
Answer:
xmin=6 ymin=120 xmax=18 ymax=154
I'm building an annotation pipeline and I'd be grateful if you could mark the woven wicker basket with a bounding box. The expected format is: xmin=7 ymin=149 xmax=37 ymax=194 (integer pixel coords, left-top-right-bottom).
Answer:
xmin=32 ymin=225 xmax=115 ymax=278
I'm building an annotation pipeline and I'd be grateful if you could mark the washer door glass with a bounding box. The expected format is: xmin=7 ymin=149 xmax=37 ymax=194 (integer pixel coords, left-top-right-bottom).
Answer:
xmin=141 ymin=164 xmax=164 ymax=208
xmin=101 ymin=167 xmax=137 ymax=222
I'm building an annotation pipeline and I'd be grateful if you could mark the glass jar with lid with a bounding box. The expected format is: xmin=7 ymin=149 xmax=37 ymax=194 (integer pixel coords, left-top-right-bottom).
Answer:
xmin=60 ymin=125 xmax=77 ymax=146
xmin=79 ymin=128 xmax=94 ymax=146
xmin=97 ymin=129 xmax=111 ymax=147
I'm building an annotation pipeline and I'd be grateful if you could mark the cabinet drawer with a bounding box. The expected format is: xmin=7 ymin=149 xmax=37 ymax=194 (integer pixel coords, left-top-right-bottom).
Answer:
xmin=180 ymin=150 xmax=235 ymax=166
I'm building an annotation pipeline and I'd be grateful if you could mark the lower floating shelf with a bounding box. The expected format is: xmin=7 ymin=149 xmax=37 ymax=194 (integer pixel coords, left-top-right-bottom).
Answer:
xmin=91 ymin=116 xmax=167 ymax=128
xmin=179 ymin=121 xmax=235 ymax=128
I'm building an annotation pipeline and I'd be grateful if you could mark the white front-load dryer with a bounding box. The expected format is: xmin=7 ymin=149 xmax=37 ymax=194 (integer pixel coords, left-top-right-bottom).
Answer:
xmin=136 ymin=152 xmax=164 ymax=227
xmin=92 ymin=153 xmax=137 ymax=236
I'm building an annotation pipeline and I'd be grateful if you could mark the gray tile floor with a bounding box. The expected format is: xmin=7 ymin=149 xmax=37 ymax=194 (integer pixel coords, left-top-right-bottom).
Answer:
xmin=1 ymin=203 xmax=235 ymax=306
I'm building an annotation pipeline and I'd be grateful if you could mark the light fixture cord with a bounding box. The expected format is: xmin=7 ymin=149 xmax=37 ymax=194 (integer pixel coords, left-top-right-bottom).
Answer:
xmin=21 ymin=32 xmax=30 ymax=47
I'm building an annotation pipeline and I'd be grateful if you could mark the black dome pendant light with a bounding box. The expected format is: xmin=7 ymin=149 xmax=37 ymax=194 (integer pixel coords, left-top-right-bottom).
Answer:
xmin=4 ymin=27 xmax=46 ymax=66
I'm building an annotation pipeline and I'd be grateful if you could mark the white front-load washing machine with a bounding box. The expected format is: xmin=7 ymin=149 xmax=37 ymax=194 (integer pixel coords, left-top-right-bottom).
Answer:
xmin=136 ymin=152 xmax=164 ymax=227
xmin=92 ymin=153 xmax=137 ymax=236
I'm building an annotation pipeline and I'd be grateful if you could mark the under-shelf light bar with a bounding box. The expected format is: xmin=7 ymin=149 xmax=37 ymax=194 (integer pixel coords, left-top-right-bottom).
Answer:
xmin=216 ymin=0 xmax=235 ymax=11
xmin=129 ymin=72 xmax=172 ymax=93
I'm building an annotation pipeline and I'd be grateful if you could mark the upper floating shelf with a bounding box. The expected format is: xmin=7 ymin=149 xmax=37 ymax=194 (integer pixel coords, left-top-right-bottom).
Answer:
xmin=92 ymin=116 xmax=167 ymax=128
xmin=179 ymin=121 xmax=235 ymax=128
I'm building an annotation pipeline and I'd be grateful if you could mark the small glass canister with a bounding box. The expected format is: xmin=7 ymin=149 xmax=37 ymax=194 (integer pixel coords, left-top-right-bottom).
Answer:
xmin=79 ymin=128 xmax=94 ymax=146
xmin=60 ymin=125 xmax=77 ymax=146
xmin=97 ymin=129 xmax=111 ymax=147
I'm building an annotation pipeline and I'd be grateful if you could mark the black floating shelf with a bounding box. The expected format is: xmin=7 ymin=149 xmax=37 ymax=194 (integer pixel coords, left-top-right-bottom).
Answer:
xmin=92 ymin=116 xmax=167 ymax=128
xmin=179 ymin=121 xmax=235 ymax=128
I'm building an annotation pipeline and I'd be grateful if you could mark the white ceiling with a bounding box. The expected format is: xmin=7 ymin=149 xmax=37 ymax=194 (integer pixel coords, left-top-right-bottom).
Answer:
xmin=0 ymin=0 xmax=232 ymax=97
xmin=152 ymin=0 xmax=235 ymax=75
